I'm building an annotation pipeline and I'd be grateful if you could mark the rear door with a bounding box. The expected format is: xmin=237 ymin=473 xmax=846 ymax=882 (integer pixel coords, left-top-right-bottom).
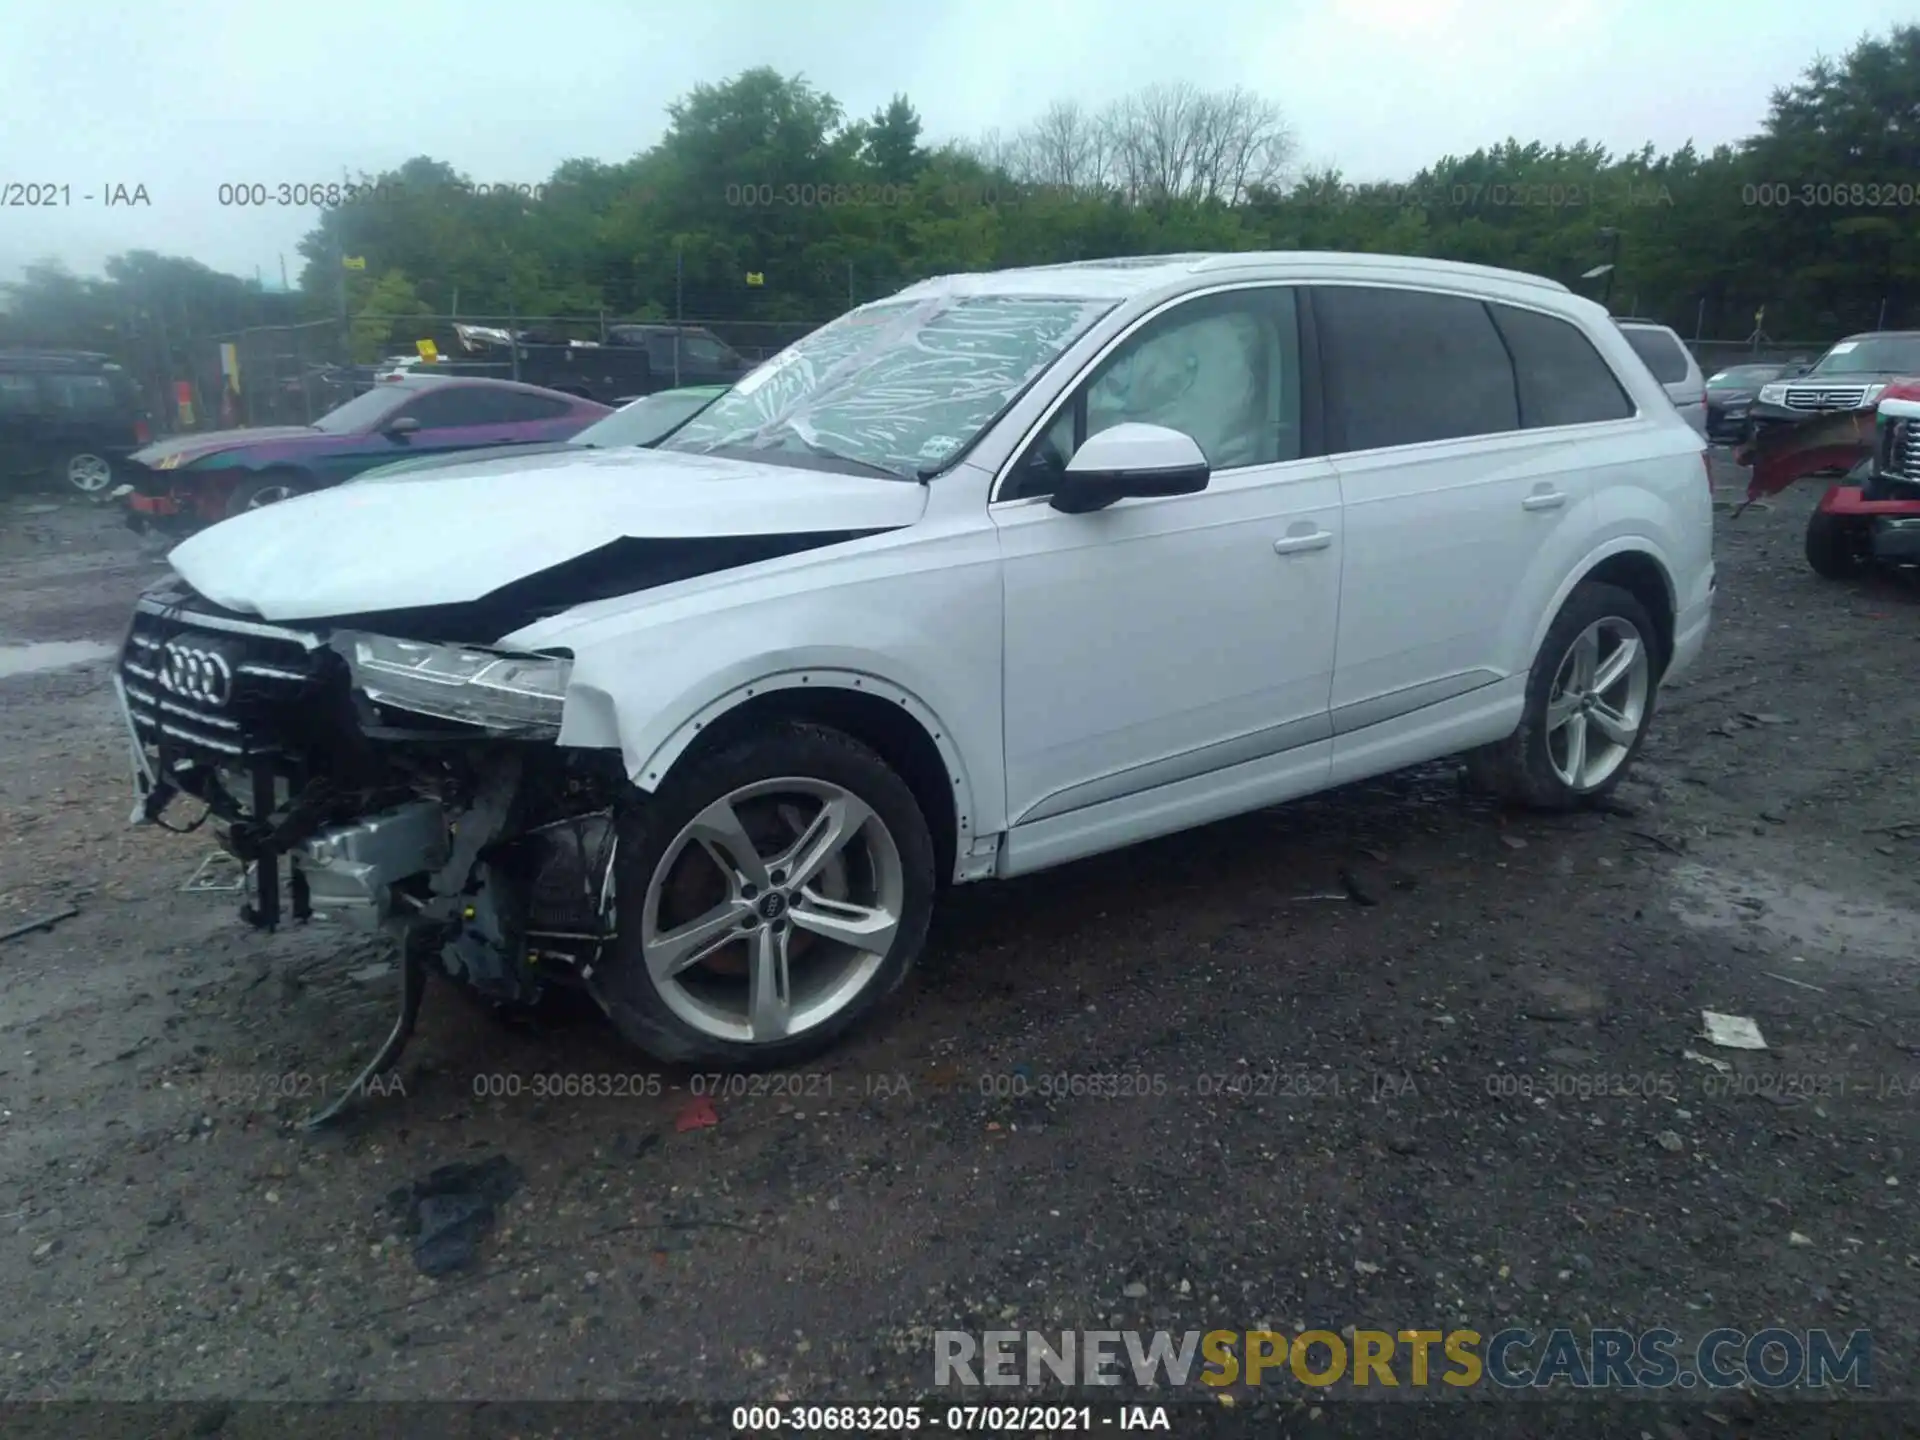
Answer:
xmin=0 ymin=369 xmax=50 ymax=478
xmin=1314 ymin=285 xmax=1624 ymax=775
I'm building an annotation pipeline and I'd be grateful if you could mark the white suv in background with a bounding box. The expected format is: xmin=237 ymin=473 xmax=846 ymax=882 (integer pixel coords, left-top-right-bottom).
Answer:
xmin=1616 ymin=319 xmax=1709 ymax=437
xmin=125 ymin=251 xmax=1714 ymax=1070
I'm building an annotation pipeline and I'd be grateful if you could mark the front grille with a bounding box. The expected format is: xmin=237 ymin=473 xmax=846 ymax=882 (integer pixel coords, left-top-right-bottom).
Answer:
xmin=1783 ymin=386 xmax=1868 ymax=412
xmin=119 ymin=587 xmax=335 ymax=759
xmin=1899 ymin=419 xmax=1920 ymax=483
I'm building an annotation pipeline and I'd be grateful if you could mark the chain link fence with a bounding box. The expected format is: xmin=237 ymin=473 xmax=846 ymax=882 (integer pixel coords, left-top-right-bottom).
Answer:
xmin=187 ymin=314 xmax=836 ymax=429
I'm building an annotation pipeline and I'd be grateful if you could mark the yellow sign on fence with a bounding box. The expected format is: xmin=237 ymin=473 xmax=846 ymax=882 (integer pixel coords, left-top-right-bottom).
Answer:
xmin=415 ymin=339 xmax=440 ymax=362
xmin=343 ymin=255 xmax=367 ymax=270
xmin=745 ymin=272 xmax=764 ymax=287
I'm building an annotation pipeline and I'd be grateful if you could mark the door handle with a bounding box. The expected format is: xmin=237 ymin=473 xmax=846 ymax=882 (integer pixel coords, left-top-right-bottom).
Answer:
xmin=1522 ymin=491 xmax=1566 ymax=511
xmin=1272 ymin=531 xmax=1333 ymax=555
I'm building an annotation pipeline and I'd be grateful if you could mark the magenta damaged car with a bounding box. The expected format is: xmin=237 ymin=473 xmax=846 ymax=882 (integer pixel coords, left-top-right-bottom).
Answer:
xmin=123 ymin=375 xmax=610 ymax=532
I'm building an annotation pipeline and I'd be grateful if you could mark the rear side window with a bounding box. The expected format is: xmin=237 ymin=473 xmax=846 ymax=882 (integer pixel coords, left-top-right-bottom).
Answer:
xmin=0 ymin=372 xmax=40 ymax=414
xmin=1314 ymin=285 xmax=1519 ymax=451
xmin=41 ymin=372 xmax=118 ymax=413
xmin=1620 ymin=327 xmax=1689 ymax=384
xmin=1488 ymin=304 xmax=1634 ymax=427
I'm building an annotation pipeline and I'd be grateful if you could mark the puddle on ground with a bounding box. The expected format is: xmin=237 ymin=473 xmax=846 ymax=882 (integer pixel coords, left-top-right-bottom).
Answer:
xmin=1669 ymin=860 xmax=1916 ymax=963
xmin=0 ymin=639 xmax=118 ymax=678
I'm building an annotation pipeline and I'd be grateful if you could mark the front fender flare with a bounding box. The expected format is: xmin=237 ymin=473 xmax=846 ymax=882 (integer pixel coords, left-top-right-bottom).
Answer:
xmin=626 ymin=667 xmax=984 ymax=864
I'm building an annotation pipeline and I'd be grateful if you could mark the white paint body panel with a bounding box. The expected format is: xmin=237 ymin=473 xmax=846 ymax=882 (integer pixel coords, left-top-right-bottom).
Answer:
xmin=167 ymin=447 xmax=930 ymax=620
xmin=161 ymin=251 xmax=1713 ymax=885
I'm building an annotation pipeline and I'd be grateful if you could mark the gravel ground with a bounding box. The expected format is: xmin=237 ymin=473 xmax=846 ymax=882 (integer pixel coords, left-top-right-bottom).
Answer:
xmin=0 ymin=467 xmax=1916 ymax=1436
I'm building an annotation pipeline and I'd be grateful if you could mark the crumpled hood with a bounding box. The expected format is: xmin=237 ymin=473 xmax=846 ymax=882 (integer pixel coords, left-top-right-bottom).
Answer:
xmin=133 ymin=426 xmax=316 ymax=464
xmin=166 ymin=446 xmax=928 ymax=620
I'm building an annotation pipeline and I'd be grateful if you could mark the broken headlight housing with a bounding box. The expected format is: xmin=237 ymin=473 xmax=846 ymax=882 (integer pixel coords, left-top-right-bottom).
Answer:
xmin=335 ymin=632 xmax=573 ymax=736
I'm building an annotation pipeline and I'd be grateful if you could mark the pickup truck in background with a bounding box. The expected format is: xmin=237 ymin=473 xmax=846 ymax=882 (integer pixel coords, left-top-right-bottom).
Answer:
xmin=433 ymin=322 xmax=754 ymax=404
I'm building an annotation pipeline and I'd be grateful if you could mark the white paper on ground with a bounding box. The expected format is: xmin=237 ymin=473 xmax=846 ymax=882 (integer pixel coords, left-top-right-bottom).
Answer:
xmin=1701 ymin=1011 xmax=1768 ymax=1050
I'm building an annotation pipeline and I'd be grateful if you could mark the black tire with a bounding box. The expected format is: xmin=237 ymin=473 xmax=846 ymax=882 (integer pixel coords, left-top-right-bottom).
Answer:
xmin=1804 ymin=507 xmax=1867 ymax=580
xmin=589 ymin=721 xmax=936 ymax=1068
xmin=1466 ymin=581 xmax=1661 ymax=811
xmin=226 ymin=469 xmax=309 ymax=518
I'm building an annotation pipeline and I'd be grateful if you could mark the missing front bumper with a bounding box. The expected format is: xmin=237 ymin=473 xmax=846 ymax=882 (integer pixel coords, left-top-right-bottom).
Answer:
xmin=291 ymin=800 xmax=449 ymax=927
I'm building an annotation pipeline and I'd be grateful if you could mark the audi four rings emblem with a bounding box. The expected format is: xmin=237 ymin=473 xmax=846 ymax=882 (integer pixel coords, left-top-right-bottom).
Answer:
xmin=158 ymin=642 xmax=234 ymax=707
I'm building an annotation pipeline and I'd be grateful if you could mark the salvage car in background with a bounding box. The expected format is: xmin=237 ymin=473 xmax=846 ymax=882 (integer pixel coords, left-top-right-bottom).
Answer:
xmin=0 ymin=349 xmax=153 ymax=495
xmin=1738 ymin=369 xmax=1920 ymax=580
xmin=116 ymin=251 xmax=1711 ymax=1106
xmin=1615 ymin=319 xmax=1708 ymax=436
xmin=353 ymin=384 xmax=726 ymax=481
xmin=122 ymin=375 xmax=609 ymax=530
xmin=1704 ymin=361 xmax=1800 ymax=444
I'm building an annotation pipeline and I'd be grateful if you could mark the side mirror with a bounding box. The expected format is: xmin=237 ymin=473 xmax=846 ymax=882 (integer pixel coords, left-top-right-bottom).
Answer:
xmin=384 ymin=415 xmax=421 ymax=437
xmin=1049 ymin=423 xmax=1211 ymax=514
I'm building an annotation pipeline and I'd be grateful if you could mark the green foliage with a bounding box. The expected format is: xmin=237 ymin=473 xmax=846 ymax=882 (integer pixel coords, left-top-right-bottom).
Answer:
xmin=4 ymin=26 xmax=1918 ymax=367
xmin=348 ymin=270 xmax=432 ymax=362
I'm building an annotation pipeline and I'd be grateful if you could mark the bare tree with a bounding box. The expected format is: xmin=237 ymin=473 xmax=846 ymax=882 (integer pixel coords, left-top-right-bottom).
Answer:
xmin=1012 ymin=100 xmax=1112 ymax=195
xmin=1100 ymin=83 xmax=1295 ymax=205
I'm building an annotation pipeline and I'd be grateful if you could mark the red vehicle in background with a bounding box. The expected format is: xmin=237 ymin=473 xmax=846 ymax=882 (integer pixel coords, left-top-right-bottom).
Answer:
xmin=1737 ymin=376 xmax=1920 ymax=580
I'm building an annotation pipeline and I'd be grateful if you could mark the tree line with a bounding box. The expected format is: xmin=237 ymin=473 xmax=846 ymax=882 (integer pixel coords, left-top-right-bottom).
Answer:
xmin=2 ymin=23 xmax=1915 ymax=374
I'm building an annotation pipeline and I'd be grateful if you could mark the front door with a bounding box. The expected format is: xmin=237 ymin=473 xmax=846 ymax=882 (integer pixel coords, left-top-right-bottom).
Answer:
xmin=992 ymin=285 xmax=1340 ymax=837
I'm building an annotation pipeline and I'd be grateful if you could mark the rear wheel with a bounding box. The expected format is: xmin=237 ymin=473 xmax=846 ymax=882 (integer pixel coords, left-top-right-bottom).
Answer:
xmin=226 ymin=469 xmax=309 ymax=517
xmin=1804 ymin=507 xmax=1868 ymax=580
xmin=1467 ymin=582 xmax=1659 ymax=811
xmin=589 ymin=721 xmax=936 ymax=1068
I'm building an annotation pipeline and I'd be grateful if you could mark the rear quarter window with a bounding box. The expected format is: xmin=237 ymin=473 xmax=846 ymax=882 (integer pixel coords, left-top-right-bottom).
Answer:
xmin=1620 ymin=328 xmax=1690 ymax=385
xmin=1489 ymin=304 xmax=1634 ymax=427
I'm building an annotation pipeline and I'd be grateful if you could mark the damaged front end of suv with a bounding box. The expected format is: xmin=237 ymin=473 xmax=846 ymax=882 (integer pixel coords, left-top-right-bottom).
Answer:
xmin=119 ymin=577 xmax=635 ymax=1118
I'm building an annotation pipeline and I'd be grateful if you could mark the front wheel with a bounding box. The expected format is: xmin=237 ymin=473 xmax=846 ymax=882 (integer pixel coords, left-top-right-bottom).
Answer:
xmin=590 ymin=721 xmax=936 ymax=1068
xmin=1467 ymin=582 xmax=1659 ymax=811
xmin=1804 ymin=507 xmax=1868 ymax=580
xmin=225 ymin=469 xmax=308 ymax=517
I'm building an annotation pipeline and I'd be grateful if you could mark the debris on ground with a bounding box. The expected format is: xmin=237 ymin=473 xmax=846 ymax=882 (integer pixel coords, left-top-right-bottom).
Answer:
xmin=1682 ymin=1048 xmax=1733 ymax=1074
xmin=676 ymin=1095 xmax=720 ymax=1132
xmin=1701 ymin=1011 xmax=1768 ymax=1050
xmin=0 ymin=906 xmax=79 ymax=946
xmin=386 ymin=1155 xmax=523 ymax=1277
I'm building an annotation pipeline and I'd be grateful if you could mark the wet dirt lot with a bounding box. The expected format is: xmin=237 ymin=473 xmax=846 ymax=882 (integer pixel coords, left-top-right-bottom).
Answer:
xmin=0 ymin=468 xmax=1916 ymax=1434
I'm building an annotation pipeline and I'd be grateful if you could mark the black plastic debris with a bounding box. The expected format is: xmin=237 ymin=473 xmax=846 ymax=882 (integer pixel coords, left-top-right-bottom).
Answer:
xmin=385 ymin=1154 xmax=522 ymax=1277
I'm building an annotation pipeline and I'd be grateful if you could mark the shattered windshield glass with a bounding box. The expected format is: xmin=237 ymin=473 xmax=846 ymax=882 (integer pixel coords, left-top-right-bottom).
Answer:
xmin=659 ymin=293 xmax=1115 ymax=478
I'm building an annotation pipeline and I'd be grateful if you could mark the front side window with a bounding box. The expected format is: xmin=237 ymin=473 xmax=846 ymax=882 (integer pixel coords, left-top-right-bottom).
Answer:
xmin=661 ymin=294 xmax=1116 ymax=480
xmin=1003 ymin=287 xmax=1302 ymax=501
xmin=1809 ymin=336 xmax=1920 ymax=375
xmin=1619 ymin=327 xmax=1691 ymax=384
xmin=1488 ymin=303 xmax=1634 ymax=427
xmin=681 ymin=335 xmax=733 ymax=366
xmin=313 ymin=386 xmax=408 ymax=434
xmin=1316 ymin=285 xmax=1519 ymax=451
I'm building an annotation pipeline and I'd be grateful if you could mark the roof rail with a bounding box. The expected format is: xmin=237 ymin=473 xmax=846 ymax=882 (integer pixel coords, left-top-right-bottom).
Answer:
xmin=1192 ymin=251 xmax=1570 ymax=293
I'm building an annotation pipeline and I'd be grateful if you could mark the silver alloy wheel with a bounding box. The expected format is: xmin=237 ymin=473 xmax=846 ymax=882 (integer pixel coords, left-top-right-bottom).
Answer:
xmin=65 ymin=453 xmax=113 ymax=492
xmin=245 ymin=482 xmax=297 ymax=508
xmin=1545 ymin=616 xmax=1651 ymax=791
xmin=638 ymin=776 xmax=905 ymax=1045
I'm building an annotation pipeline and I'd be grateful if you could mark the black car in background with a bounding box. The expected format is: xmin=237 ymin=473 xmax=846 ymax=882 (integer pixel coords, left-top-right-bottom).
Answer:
xmin=1705 ymin=361 xmax=1802 ymax=444
xmin=0 ymin=350 xmax=153 ymax=495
